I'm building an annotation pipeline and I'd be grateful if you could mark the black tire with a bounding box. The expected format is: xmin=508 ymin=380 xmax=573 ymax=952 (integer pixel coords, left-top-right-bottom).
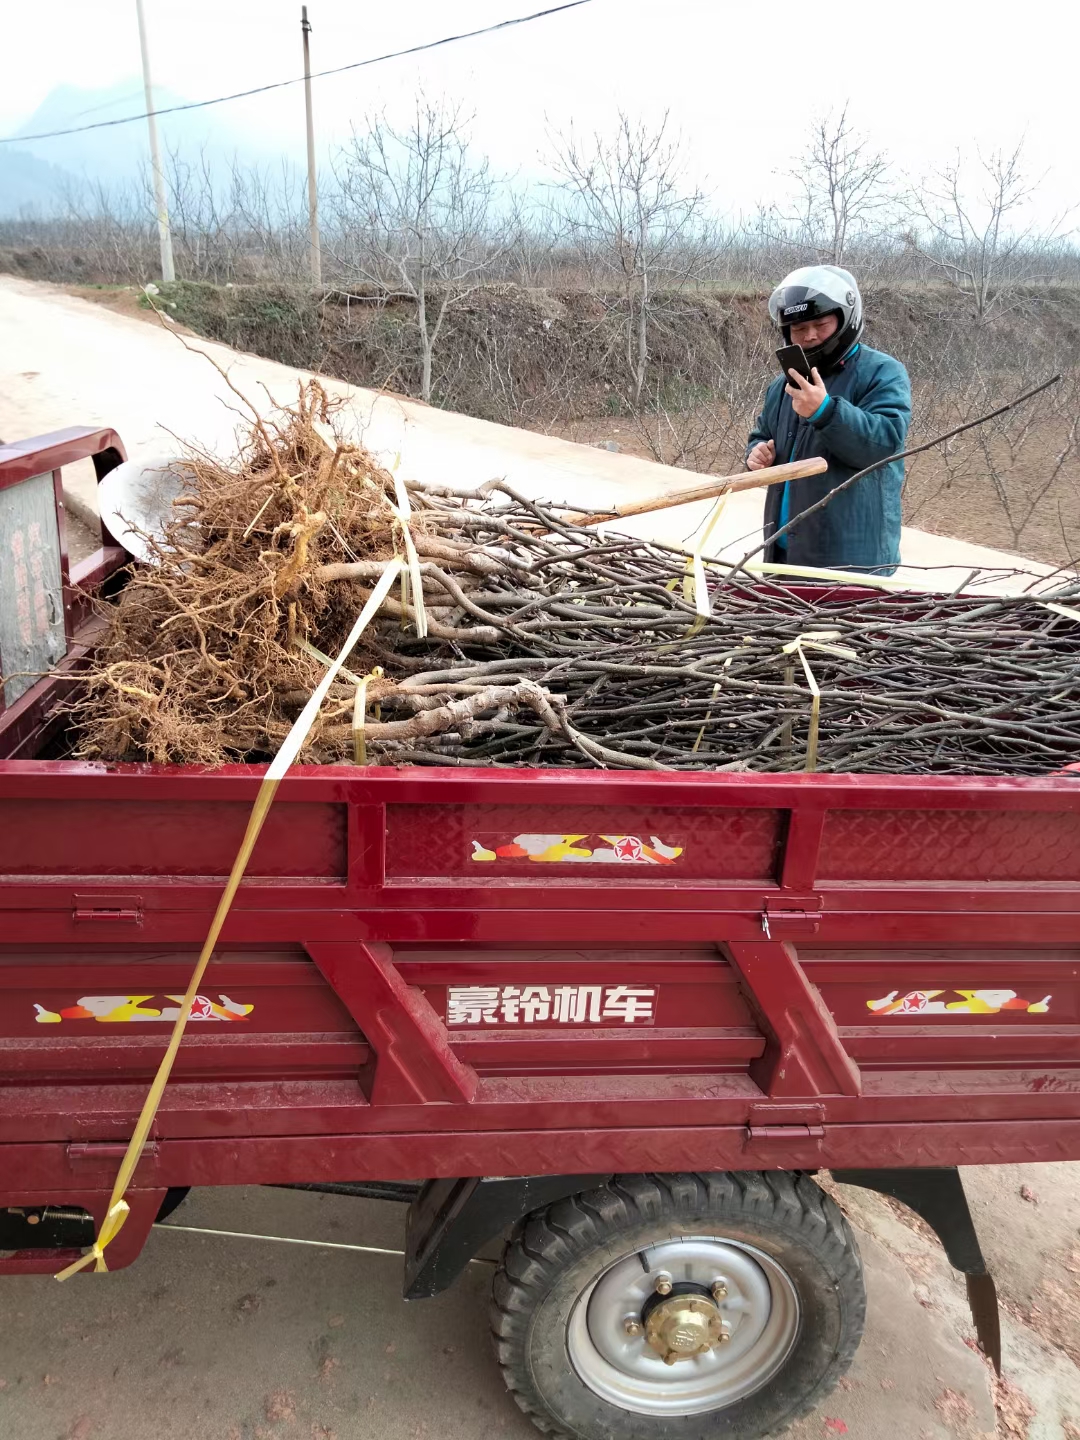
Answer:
xmin=491 ymin=1171 xmax=865 ymax=1440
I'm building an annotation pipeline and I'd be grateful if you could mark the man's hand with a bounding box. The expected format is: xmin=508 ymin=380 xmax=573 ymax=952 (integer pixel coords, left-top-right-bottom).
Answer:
xmin=747 ymin=439 xmax=776 ymax=471
xmin=785 ymin=367 xmax=829 ymax=419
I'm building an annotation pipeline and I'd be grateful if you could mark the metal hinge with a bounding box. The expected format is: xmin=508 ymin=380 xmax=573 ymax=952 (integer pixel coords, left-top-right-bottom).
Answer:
xmin=67 ymin=1141 xmax=158 ymax=1162
xmin=745 ymin=1104 xmax=825 ymax=1143
xmin=746 ymin=1123 xmax=826 ymax=1141
xmin=73 ymin=893 xmax=143 ymax=924
xmin=760 ymin=893 xmax=823 ymax=938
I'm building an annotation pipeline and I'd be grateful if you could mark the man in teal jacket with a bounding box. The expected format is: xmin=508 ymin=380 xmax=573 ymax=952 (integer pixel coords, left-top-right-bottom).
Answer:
xmin=746 ymin=265 xmax=911 ymax=574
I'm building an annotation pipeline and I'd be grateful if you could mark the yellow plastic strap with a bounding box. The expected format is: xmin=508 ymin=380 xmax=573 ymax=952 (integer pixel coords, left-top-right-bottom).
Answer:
xmin=56 ymin=560 xmax=404 ymax=1280
xmin=293 ymin=637 xmax=367 ymax=689
xmin=352 ymin=666 xmax=383 ymax=765
xmin=292 ymin=641 xmax=382 ymax=766
xmin=696 ymin=495 xmax=729 ymax=557
xmin=660 ymin=496 xmax=729 ymax=644
xmin=746 ymin=560 xmax=910 ymax=592
xmin=353 ymin=680 xmax=369 ymax=765
xmin=390 ymin=473 xmax=428 ymax=640
xmin=54 ymin=1200 xmax=130 ymax=1279
xmin=1042 ymin=601 xmax=1080 ymax=624
xmin=781 ymin=630 xmax=859 ymax=773
xmin=691 ymin=682 xmax=722 ymax=754
xmin=686 ymin=495 xmax=728 ymax=624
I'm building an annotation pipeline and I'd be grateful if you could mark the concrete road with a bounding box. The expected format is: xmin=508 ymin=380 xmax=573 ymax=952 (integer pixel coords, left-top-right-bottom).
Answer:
xmin=5 ymin=1170 xmax=1077 ymax=1440
xmin=1 ymin=1183 xmax=1001 ymax=1440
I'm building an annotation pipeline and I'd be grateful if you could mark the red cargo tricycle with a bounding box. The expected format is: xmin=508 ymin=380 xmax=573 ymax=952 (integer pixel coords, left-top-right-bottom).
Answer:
xmin=3 ymin=427 xmax=1078 ymax=1438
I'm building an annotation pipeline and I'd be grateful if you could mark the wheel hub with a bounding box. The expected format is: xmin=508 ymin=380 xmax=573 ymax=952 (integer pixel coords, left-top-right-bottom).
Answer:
xmin=567 ymin=1235 xmax=801 ymax=1417
xmin=644 ymin=1293 xmax=727 ymax=1364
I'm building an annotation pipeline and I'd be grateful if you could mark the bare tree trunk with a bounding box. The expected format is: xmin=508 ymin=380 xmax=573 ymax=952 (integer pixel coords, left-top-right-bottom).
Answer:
xmin=633 ymin=220 xmax=649 ymax=408
xmin=417 ymin=281 xmax=433 ymax=403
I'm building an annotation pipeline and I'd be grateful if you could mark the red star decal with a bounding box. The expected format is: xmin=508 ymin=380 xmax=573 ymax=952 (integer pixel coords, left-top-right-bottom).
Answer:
xmin=188 ymin=995 xmax=214 ymax=1019
xmin=900 ymin=992 xmax=928 ymax=1013
xmin=613 ymin=836 xmax=643 ymax=861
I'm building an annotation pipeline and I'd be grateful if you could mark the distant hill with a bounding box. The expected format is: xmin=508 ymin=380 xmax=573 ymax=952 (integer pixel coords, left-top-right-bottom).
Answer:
xmin=2 ymin=79 xmax=297 ymax=214
xmin=0 ymin=147 xmax=79 ymax=216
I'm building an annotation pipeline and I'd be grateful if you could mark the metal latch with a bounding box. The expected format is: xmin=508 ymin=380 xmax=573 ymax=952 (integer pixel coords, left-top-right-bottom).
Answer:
xmin=760 ymin=893 xmax=823 ymax=938
xmin=73 ymin=893 xmax=143 ymax=924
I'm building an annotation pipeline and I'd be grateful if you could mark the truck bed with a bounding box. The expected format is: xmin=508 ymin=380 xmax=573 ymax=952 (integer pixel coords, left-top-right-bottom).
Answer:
xmin=4 ymin=761 xmax=1079 ymax=1210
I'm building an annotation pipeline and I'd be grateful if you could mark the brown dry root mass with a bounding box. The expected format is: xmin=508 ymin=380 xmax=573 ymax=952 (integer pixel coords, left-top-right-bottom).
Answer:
xmin=72 ymin=380 xmax=406 ymax=765
xmin=69 ymin=380 xmax=1080 ymax=775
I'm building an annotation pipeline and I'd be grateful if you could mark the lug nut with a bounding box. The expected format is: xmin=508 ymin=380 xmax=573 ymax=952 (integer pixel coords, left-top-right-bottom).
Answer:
xmin=654 ymin=1275 xmax=673 ymax=1296
xmin=623 ymin=1317 xmax=643 ymax=1337
xmin=711 ymin=1280 xmax=728 ymax=1302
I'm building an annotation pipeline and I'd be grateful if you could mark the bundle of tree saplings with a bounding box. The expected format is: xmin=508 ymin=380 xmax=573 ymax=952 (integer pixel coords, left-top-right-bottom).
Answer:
xmin=70 ymin=381 xmax=1080 ymax=776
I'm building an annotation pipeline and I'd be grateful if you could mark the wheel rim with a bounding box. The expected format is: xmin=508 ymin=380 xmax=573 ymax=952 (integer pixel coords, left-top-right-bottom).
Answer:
xmin=566 ymin=1235 xmax=800 ymax=1416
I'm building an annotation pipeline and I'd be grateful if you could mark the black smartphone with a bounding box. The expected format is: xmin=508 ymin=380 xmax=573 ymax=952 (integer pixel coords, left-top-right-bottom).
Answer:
xmin=776 ymin=344 xmax=813 ymax=382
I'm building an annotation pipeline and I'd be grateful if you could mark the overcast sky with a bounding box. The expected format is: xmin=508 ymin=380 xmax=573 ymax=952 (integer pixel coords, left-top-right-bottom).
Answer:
xmin=4 ymin=0 xmax=1075 ymax=226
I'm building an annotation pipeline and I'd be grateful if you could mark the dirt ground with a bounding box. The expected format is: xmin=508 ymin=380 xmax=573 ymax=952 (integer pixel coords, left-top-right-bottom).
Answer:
xmin=1 ymin=1171 xmax=1077 ymax=1440
xmin=827 ymin=1165 xmax=1080 ymax=1439
xmin=63 ymin=284 xmax=159 ymax=325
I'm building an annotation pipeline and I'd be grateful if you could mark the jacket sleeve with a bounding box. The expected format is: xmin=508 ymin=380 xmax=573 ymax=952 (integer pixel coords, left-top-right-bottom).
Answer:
xmin=812 ymin=357 xmax=911 ymax=470
xmin=745 ymin=379 xmax=780 ymax=464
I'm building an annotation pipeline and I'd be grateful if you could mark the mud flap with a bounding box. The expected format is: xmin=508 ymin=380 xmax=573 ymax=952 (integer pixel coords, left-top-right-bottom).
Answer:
xmin=832 ymin=1166 xmax=1001 ymax=1374
xmin=403 ymin=1174 xmax=608 ymax=1300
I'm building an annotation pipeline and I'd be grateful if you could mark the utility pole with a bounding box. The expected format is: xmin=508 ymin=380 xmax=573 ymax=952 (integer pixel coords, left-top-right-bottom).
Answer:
xmin=301 ymin=5 xmax=322 ymax=286
xmin=135 ymin=0 xmax=175 ymax=284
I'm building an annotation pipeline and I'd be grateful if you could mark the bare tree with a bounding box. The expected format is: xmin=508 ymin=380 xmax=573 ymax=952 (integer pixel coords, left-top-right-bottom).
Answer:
xmin=972 ymin=368 xmax=1080 ymax=550
xmin=904 ymin=141 xmax=1072 ymax=319
xmin=500 ymin=194 xmax=571 ymax=288
xmin=788 ymin=105 xmax=893 ymax=266
xmin=330 ymin=96 xmax=503 ymax=402
xmin=901 ymin=329 xmax=1080 ymax=558
xmin=629 ymin=327 xmax=774 ymax=476
xmin=550 ymin=111 xmax=711 ymax=409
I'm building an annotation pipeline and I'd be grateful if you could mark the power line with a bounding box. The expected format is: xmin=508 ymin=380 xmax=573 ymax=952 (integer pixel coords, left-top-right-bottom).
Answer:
xmin=60 ymin=86 xmax=147 ymax=125
xmin=1 ymin=2 xmax=595 ymax=146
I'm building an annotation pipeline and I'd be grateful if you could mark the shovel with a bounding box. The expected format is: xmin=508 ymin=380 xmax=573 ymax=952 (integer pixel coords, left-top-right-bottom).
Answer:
xmin=96 ymin=455 xmax=192 ymax=563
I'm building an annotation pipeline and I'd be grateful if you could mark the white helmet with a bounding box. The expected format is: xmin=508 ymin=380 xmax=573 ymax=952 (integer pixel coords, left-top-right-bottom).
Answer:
xmin=768 ymin=264 xmax=863 ymax=374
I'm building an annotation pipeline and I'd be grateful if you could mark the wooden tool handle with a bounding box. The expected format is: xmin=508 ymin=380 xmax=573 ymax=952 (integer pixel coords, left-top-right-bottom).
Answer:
xmin=564 ymin=455 xmax=828 ymax=527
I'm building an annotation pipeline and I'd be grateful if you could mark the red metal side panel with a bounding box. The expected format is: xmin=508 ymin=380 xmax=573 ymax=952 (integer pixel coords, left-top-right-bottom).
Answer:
xmin=0 ymin=798 xmax=347 ymax=879
xmin=384 ymin=802 xmax=782 ymax=881
xmin=805 ymin=947 xmax=1080 ymax=1069
xmin=4 ymin=761 xmax=1080 ymax=1264
xmin=397 ymin=945 xmax=763 ymax=1076
xmin=818 ymin=807 xmax=1080 ymax=881
xmin=0 ymin=949 xmax=366 ymax=1082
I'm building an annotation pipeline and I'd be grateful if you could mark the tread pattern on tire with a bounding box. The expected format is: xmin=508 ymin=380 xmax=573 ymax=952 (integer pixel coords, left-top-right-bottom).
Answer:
xmin=490 ymin=1171 xmax=866 ymax=1440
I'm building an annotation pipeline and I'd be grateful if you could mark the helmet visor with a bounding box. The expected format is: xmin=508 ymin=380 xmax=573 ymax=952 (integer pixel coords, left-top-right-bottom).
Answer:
xmin=774 ymin=288 xmax=843 ymax=328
